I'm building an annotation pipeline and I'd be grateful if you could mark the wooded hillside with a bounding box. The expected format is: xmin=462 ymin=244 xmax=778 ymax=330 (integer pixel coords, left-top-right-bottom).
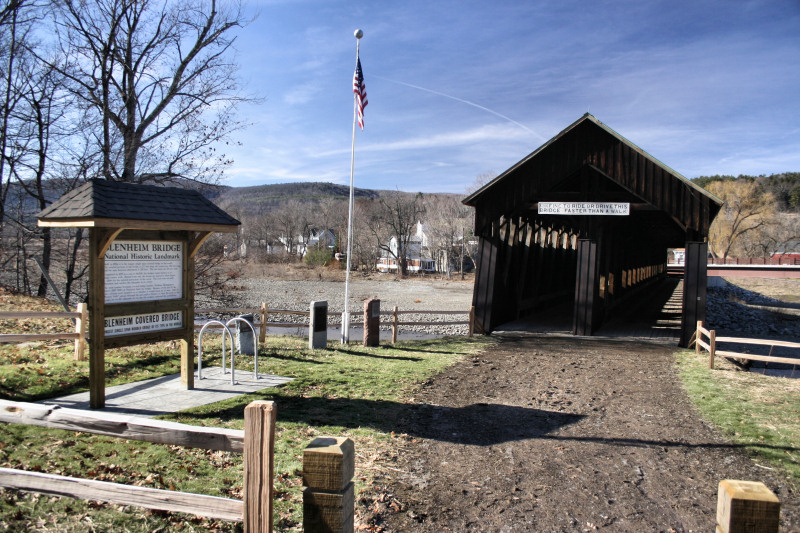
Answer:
xmin=692 ymin=173 xmax=800 ymax=259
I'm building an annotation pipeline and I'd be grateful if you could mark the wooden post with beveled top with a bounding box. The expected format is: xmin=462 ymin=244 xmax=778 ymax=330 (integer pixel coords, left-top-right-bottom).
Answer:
xmin=243 ymin=401 xmax=277 ymax=533
xmin=303 ymin=437 xmax=354 ymax=533
xmin=717 ymin=480 xmax=780 ymax=533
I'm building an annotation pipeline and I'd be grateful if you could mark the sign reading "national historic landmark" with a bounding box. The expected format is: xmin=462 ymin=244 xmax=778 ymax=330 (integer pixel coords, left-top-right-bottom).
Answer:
xmin=538 ymin=202 xmax=630 ymax=215
xmin=104 ymin=240 xmax=183 ymax=304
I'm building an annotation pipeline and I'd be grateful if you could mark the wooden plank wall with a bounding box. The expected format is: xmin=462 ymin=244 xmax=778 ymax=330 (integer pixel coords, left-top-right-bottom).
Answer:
xmin=472 ymin=214 xmax=580 ymax=333
xmin=680 ymin=241 xmax=708 ymax=347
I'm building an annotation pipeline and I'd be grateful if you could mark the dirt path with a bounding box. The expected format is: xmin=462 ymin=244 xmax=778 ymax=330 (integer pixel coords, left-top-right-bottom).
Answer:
xmin=359 ymin=334 xmax=798 ymax=532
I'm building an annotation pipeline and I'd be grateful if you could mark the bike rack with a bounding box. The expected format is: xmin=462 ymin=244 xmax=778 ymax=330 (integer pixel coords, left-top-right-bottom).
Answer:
xmin=196 ymin=316 xmax=259 ymax=385
xmin=226 ymin=316 xmax=259 ymax=381
xmin=197 ymin=320 xmax=235 ymax=384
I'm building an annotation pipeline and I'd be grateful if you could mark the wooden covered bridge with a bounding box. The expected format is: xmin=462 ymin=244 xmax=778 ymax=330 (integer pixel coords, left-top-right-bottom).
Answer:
xmin=463 ymin=114 xmax=723 ymax=346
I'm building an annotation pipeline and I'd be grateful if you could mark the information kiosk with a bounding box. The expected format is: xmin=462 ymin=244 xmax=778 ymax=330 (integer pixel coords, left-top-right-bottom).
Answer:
xmin=38 ymin=180 xmax=240 ymax=408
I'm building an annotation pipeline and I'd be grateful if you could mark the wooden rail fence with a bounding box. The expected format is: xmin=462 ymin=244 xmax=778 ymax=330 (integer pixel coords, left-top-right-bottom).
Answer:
xmin=386 ymin=306 xmax=475 ymax=343
xmin=1 ymin=301 xmax=472 ymax=358
xmin=0 ymin=303 xmax=88 ymax=361
xmin=0 ymin=399 xmax=276 ymax=532
xmin=694 ymin=321 xmax=800 ymax=370
xmin=197 ymin=302 xmax=475 ymax=344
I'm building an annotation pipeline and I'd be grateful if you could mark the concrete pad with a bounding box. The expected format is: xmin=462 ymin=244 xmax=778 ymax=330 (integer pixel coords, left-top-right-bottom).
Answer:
xmin=40 ymin=367 xmax=293 ymax=418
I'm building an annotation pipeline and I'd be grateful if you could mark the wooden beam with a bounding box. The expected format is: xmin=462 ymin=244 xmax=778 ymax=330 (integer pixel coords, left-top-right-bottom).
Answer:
xmin=0 ymin=400 xmax=245 ymax=453
xmin=573 ymin=239 xmax=598 ymax=336
xmin=39 ymin=217 xmax=239 ymax=234
xmin=188 ymin=231 xmax=213 ymax=258
xmin=0 ymin=468 xmax=243 ymax=522
xmin=96 ymin=228 xmax=124 ymax=258
xmin=680 ymin=241 xmax=708 ymax=347
xmin=88 ymin=229 xmax=106 ymax=409
xmin=0 ymin=311 xmax=81 ymax=319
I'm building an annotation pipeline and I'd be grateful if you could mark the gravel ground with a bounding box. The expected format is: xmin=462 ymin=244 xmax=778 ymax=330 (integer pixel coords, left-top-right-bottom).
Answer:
xmin=197 ymin=277 xmax=475 ymax=336
xmin=706 ymin=277 xmax=800 ymax=339
xmin=196 ymin=275 xmax=800 ymax=340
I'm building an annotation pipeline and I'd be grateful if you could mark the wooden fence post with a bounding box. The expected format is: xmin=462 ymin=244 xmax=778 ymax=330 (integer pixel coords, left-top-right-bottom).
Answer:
xmin=243 ymin=401 xmax=276 ymax=533
xmin=303 ymin=437 xmax=354 ymax=533
xmin=259 ymin=303 xmax=267 ymax=345
xmin=709 ymin=329 xmax=716 ymax=370
xmin=696 ymin=321 xmax=702 ymax=354
xmin=468 ymin=306 xmax=475 ymax=338
xmin=74 ymin=303 xmax=88 ymax=361
xmin=717 ymin=480 xmax=780 ymax=533
xmin=391 ymin=306 xmax=399 ymax=344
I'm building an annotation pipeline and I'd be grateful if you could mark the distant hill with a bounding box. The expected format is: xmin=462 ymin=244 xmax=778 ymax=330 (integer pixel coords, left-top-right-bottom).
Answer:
xmin=692 ymin=172 xmax=800 ymax=211
xmin=211 ymin=181 xmax=465 ymax=213
xmin=212 ymin=181 xmax=380 ymax=212
xmin=13 ymin=178 xmax=460 ymax=217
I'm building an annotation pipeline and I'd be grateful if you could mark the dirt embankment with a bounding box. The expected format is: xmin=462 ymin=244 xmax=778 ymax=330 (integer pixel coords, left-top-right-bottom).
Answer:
xmin=358 ymin=335 xmax=798 ymax=532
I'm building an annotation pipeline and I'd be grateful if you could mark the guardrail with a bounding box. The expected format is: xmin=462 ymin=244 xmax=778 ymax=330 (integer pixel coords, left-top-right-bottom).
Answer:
xmin=694 ymin=320 xmax=800 ymax=370
xmin=0 ymin=399 xmax=275 ymax=531
xmin=0 ymin=303 xmax=88 ymax=361
xmin=385 ymin=306 xmax=475 ymax=342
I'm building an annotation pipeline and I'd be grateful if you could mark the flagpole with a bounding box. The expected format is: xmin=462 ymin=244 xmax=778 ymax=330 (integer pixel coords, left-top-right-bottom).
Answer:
xmin=342 ymin=29 xmax=363 ymax=344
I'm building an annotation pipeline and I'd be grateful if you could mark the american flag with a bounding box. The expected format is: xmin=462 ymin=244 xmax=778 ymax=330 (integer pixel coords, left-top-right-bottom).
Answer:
xmin=353 ymin=57 xmax=368 ymax=129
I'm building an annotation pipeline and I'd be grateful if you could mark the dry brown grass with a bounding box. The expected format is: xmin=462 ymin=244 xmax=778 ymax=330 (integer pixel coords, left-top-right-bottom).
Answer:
xmin=0 ymin=285 xmax=75 ymax=335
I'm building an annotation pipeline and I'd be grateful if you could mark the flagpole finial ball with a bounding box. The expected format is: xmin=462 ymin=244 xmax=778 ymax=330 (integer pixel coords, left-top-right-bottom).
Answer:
xmin=354 ymin=29 xmax=363 ymax=39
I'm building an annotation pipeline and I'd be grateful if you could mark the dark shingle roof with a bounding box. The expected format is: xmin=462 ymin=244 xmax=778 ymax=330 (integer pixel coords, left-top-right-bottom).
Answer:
xmin=38 ymin=179 xmax=240 ymax=230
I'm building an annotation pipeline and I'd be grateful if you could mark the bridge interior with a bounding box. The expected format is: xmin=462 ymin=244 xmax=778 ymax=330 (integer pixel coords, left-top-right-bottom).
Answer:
xmin=495 ymin=277 xmax=683 ymax=344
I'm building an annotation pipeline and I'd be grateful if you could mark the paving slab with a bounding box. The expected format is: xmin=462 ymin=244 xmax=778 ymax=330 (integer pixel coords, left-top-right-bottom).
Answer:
xmin=40 ymin=367 xmax=293 ymax=417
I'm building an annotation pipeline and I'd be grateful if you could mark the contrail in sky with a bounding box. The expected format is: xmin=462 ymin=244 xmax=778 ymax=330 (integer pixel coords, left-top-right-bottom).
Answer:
xmin=374 ymin=75 xmax=545 ymax=141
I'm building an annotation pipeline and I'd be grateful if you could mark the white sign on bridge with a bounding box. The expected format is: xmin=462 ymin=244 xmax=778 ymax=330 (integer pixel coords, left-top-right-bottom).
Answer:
xmin=538 ymin=202 xmax=630 ymax=216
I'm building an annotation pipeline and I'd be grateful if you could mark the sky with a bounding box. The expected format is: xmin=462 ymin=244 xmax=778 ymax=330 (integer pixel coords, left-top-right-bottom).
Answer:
xmin=221 ymin=0 xmax=800 ymax=194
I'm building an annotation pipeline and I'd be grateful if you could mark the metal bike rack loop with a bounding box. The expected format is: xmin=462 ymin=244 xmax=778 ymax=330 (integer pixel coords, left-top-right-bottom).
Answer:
xmin=197 ymin=320 xmax=235 ymax=384
xmin=226 ymin=316 xmax=259 ymax=381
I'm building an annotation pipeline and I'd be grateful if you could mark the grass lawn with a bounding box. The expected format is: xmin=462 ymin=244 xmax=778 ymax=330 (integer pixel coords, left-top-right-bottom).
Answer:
xmin=0 ymin=287 xmax=491 ymax=531
xmin=3 ymin=286 xmax=798 ymax=531
xmin=675 ymin=350 xmax=800 ymax=484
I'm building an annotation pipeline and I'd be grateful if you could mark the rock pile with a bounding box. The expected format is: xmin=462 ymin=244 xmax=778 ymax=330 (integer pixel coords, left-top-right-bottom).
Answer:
xmin=706 ymin=283 xmax=800 ymax=339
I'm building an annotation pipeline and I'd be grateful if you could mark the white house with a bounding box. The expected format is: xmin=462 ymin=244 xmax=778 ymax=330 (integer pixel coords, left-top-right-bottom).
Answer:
xmin=279 ymin=229 xmax=336 ymax=257
xmin=376 ymin=221 xmax=436 ymax=273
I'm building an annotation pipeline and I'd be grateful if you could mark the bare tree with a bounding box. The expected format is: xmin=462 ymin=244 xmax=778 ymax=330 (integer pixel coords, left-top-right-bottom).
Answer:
xmin=317 ymin=196 xmax=347 ymax=251
xmin=350 ymin=197 xmax=379 ymax=271
xmin=49 ymin=0 xmax=249 ymax=184
xmin=12 ymin=63 xmax=64 ymax=296
xmin=0 ymin=0 xmax=37 ymax=252
xmin=269 ymin=200 xmax=306 ymax=256
xmin=706 ymin=180 xmax=776 ymax=261
xmin=423 ymin=195 xmax=474 ymax=277
xmin=367 ymin=191 xmax=425 ymax=276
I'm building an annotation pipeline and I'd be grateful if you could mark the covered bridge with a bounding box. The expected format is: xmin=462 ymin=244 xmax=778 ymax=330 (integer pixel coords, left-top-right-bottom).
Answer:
xmin=463 ymin=114 xmax=722 ymax=346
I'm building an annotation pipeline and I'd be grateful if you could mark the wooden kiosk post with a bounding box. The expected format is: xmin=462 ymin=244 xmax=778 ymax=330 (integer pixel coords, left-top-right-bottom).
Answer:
xmin=38 ymin=180 xmax=240 ymax=409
